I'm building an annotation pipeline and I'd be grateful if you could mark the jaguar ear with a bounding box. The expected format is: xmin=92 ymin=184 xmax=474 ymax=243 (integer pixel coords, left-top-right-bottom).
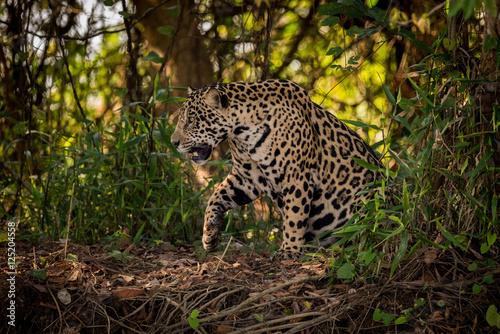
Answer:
xmin=205 ymin=88 xmax=228 ymax=110
xmin=187 ymin=86 xmax=196 ymax=97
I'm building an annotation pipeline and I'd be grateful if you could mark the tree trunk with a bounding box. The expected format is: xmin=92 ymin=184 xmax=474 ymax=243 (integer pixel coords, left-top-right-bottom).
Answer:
xmin=132 ymin=0 xmax=214 ymax=97
xmin=132 ymin=0 xmax=226 ymax=172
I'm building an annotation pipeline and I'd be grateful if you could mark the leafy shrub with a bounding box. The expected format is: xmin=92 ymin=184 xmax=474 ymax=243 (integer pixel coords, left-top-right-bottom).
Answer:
xmin=319 ymin=0 xmax=499 ymax=282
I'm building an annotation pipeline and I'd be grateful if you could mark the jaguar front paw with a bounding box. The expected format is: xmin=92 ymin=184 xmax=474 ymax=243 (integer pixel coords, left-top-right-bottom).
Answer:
xmin=271 ymin=248 xmax=302 ymax=261
xmin=202 ymin=232 xmax=220 ymax=251
xmin=202 ymin=209 xmax=224 ymax=251
xmin=202 ymin=217 xmax=222 ymax=251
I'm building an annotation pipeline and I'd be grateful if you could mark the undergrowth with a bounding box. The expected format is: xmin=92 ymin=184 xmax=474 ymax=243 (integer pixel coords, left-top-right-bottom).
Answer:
xmin=322 ymin=1 xmax=499 ymax=285
xmin=1 ymin=77 xmax=213 ymax=246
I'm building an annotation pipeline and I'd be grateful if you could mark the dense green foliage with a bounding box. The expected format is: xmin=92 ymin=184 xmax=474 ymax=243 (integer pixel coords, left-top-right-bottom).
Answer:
xmin=1 ymin=0 xmax=499 ymax=275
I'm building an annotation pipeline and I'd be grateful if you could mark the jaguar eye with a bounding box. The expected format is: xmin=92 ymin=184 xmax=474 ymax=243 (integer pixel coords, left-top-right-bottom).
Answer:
xmin=184 ymin=115 xmax=195 ymax=129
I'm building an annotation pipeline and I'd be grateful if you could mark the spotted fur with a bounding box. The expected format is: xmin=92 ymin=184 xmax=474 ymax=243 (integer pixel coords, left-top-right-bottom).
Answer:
xmin=171 ymin=79 xmax=383 ymax=259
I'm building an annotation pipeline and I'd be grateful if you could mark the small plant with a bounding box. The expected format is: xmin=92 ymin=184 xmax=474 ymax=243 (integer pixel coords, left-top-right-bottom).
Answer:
xmin=188 ymin=309 xmax=200 ymax=329
xmin=486 ymin=305 xmax=500 ymax=329
xmin=30 ymin=270 xmax=47 ymax=280
xmin=374 ymin=297 xmax=428 ymax=327
xmin=253 ymin=313 xmax=264 ymax=323
xmin=373 ymin=308 xmax=394 ymax=327
xmin=108 ymin=250 xmax=134 ymax=264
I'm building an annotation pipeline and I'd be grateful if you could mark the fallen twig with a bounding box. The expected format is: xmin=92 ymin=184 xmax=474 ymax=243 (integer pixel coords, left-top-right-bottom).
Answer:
xmin=159 ymin=274 xmax=324 ymax=331
xmin=228 ymin=311 xmax=328 ymax=334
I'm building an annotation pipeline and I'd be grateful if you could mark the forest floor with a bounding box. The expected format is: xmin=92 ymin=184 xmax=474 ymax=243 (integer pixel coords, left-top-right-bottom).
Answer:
xmin=1 ymin=240 xmax=499 ymax=334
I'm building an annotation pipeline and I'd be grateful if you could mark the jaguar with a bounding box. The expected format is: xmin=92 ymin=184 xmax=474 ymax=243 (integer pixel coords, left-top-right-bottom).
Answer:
xmin=171 ymin=79 xmax=384 ymax=259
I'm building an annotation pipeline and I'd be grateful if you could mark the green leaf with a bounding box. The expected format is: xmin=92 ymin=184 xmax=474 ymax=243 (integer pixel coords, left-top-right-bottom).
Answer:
xmin=13 ymin=121 xmax=28 ymax=135
xmin=435 ymin=219 xmax=466 ymax=251
xmin=254 ymin=313 xmax=264 ymax=322
xmin=326 ymin=46 xmax=343 ymax=57
xmin=373 ymin=308 xmax=383 ymax=321
xmin=158 ymin=96 xmax=186 ymax=104
xmin=340 ymin=119 xmax=381 ymax=131
xmin=321 ymin=16 xmax=340 ymax=26
xmin=182 ymin=207 xmax=191 ymax=224
xmin=481 ymin=242 xmax=491 ymax=254
xmin=114 ymin=101 xmax=144 ymax=112
xmin=121 ymin=133 xmax=146 ymax=150
xmin=394 ymin=316 xmax=407 ymax=325
xmin=487 ymin=233 xmax=497 ymax=246
xmin=484 ymin=35 xmax=497 ymax=53
xmin=486 ymin=305 xmax=500 ymax=328
xmin=467 ymin=262 xmax=478 ymax=271
xmin=382 ymin=83 xmax=396 ymax=105
xmin=144 ymin=51 xmax=165 ymax=64
xmin=391 ymin=230 xmax=409 ymax=278
xmin=133 ymin=222 xmax=146 ymax=245
xmin=351 ymin=156 xmax=383 ymax=171
xmin=461 ymin=158 xmax=469 ymax=175
xmin=449 ymin=0 xmax=479 ymax=19
xmin=30 ymin=269 xmax=47 ymax=280
xmin=346 ymin=26 xmax=363 ymax=38
xmin=337 ymin=263 xmax=355 ymax=280
xmin=382 ymin=312 xmax=394 ymax=326
xmin=483 ymin=275 xmax=495 ymax=284
xmin=407 ymin=76 xmax=435 ymax=107
xmin=472 ymin=283 xmax=483 ymax=294
xmin=443 ymin=38 xmax=456 ymax=51
xmin=67 ymin=253 xmax=78 ymax=261
xmin=188 ymin=317 xmax=199 ymax=329
xmin=318 ymin=3 xmax=340 ymax=16
xmin=364 ymin=250 xmax=376 ymax=265
xmin=73 ymin=116 xmax=94 ymax=127
xmin=357 ymin=26 xmax=380 ymax=40
xmin=348 ymin=55 xmax=361 ymax=64
xmin=158 ymin=25 xmax=174 ymax=37
xmin=119 ymin=11 xmax=131 ymax=18
xmin=415 ymin=298 xmax=426 ymax=308
xmin=165 ymin=5 xmax=180 ymax=17
xmin=465 ymin=150 xmax=494 ymax=179
xmin=127 ymin=112 xmax=151 ymax=124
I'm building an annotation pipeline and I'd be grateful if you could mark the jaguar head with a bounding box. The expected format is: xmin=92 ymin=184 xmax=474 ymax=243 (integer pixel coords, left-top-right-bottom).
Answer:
xmin=170 ymin=85 xmax=230 ymax=165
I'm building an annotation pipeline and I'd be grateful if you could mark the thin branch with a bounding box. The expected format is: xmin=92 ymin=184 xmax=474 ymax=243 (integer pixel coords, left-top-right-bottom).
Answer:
xmin=396 ymin=1 xmax=447 ymax=27
xmin=46 ymin=288 xmax=64 ymax=334
xmin=159 ymin=274 xmax=324 ymax=331
xmin=121 ymin=0 xmax=141 ymax=104
xmin=56 ymin=35 xmax=88 ymax=124
xmin=0 ymin=158 xmax=32 ymax=193
xmin=64 ymin=183 xmax=76 ymax=259
xmin=228 ymin=311 xmax=330 ymax=334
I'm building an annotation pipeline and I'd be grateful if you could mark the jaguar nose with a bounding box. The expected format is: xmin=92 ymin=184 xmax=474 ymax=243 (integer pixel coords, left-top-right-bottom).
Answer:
xmin=171 ymin=140 xmax=180 ymax=148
